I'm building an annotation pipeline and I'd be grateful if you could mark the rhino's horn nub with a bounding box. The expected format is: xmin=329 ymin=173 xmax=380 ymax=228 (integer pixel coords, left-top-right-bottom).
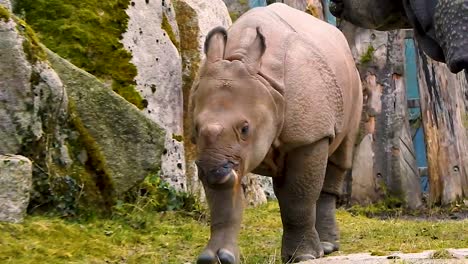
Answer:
xmin=204 ymin=26 xmax=228 ymax=62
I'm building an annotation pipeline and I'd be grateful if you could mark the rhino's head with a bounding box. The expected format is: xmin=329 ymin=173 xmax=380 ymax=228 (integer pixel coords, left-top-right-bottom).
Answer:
xmin=190 ymin=27 xmax=283 ymax=189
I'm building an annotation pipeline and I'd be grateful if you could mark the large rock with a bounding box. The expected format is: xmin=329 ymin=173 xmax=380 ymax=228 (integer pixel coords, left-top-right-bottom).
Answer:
xmin=121 ymin=0 xmax=186 ymax=190
xmin=0 ymin=8 xmax=166 ymax=213
xmin=174 ymin=0 xmax=232 ymax=198
xmin=47 ymin=49 xmax=166 ymax=197
xmin=0 ymin=155 xmax=32 ymax=223
xmin=242 ymin=174 xmax=267 ymax=207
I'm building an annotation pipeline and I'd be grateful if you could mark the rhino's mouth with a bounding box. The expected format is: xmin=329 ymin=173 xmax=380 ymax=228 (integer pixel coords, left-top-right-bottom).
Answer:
xmin=197 ymin=159 xmax=243 ymax=189
xmin=208 ymin=168 xmax=241 ymax=189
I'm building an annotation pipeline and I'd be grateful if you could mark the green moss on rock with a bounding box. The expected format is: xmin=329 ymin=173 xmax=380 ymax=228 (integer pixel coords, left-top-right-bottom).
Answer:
xmin=360 ymin=45 xmax=375 ymax=64
xmin=173 ymin=0 xmax=201 ymax=191
xmin=46 ymin=49 xmax=166 ymax=208
xmin=161 ymin=13 xmax=179 ymax=50
xmin=13 ymin=0 xmax=144 ymax=108
xmin=172 ymin=134 xmax=183 ymax=142
xmin=0 ymin=5 xmax=11 ymax=22
xmin=13 ymin=18 xmax=47 ymax=63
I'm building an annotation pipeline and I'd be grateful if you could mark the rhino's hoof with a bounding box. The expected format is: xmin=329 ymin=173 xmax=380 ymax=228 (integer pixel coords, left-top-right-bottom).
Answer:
xmin=218 ymin=248 xmax=236 ymax=264
xmin=197 ymin=249 xmax=216 ymax=264
xmin=321 ymin=241 xmax=339 ymax=255
xmin=291 ymin=254 xmax=316 ymax=263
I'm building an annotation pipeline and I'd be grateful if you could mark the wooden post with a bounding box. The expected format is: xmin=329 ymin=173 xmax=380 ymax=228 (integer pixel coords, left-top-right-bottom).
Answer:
xmin=415 ymin=46 xmax=468 ymax=205
xmin=340 ymin=22 xmax=422 ymax=208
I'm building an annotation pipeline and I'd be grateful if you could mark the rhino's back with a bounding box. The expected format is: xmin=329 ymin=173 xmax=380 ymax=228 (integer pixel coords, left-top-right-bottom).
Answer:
xmin=225 ymin=3 xmax=355 ymax=94
xmin=225 ymin=3 xmax=361 ymax=149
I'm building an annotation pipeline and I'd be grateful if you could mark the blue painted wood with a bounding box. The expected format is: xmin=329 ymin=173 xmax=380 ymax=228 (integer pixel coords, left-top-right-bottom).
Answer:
xmin=405 ymin=38 xmax=429 ymax=193
xmin=249 ymin=0 xmax=267 ymax=8
xmin=323 ymin=0 xmax=336 ymax=25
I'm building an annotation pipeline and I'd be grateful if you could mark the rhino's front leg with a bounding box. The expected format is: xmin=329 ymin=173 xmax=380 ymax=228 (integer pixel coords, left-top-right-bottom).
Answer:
xmin=273 ymin=139 xmax=329 ymax=263
xmin=197 ymin=173 xmax=244 ymax=264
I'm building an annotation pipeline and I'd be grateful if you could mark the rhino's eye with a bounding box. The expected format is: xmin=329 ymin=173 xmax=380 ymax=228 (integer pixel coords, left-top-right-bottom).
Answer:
xmin=241 ymin=124 xmax=249 ymax=136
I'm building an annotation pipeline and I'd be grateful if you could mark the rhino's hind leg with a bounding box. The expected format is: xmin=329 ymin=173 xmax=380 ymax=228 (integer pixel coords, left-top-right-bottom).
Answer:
xmin=274 ymin=139 xmax=329 ymax=263
xmin=317 ymin=134 xmax=356 ymax=254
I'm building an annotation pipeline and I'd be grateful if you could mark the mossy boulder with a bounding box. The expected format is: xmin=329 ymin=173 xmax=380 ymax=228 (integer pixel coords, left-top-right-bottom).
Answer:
xmin=173 ymin=0 xmax=232 ymax=197
xmin=0 ymin=9 xmax=166 ymax=214
xmin=12 ymin=0 xmax=145 ymax=109
xmin=47 ymin=49 xmax=165 ymax=198
xmin=121 ymin=0 xmax=186 ymax=190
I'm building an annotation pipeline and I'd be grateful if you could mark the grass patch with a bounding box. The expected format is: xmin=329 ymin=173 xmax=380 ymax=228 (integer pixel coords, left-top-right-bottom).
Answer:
xmin=13 ymin=0 xmax=144 ymax=109
xmin=0 ymin=201 xmax=466 ymax=263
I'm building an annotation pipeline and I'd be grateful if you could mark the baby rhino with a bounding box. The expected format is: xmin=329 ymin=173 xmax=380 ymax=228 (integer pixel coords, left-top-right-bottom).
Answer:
xmin=189 ymin=3 xmax=363 ymax=263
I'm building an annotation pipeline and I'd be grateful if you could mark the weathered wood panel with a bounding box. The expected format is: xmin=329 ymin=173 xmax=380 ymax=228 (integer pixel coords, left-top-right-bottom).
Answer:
xmin=340 ymin=22 xmax=422 ymax=208
xmin=415 ymin=46 xmax=468 ymax=205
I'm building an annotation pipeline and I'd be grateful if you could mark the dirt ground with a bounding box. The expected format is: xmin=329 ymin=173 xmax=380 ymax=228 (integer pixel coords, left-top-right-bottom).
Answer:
xmin=303 ymin=249 xmax=468 ymax=263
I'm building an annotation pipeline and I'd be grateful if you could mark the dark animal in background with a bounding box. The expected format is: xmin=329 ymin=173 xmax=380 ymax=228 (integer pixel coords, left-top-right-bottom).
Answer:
xmin=330 ymin=0 xmax=468 ymax=73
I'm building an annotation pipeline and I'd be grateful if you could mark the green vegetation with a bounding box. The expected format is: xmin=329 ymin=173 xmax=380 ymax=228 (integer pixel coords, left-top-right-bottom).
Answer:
xmin=431 ymin=249 xmax=454 ymax=259
xmin=463 ymin=113 xmax=468 ymax=128
xmin=161 ymin=13 xmax=179 ymax=50
xmin=1 ymin=202 xmax=466 ymax=264
xmin=229 ymin=11 xmax=241 ymax=22
xmin=360 ymin=44 xmax=375 ymax=64
xmin=15 ymin=19 xmax=47 ymax=63
xmin=0 ymin=5 xmax=11 ymax=22
xmin=172 ymin=134 xmax=184 ymax=142
xmin=13 ymin=0 xmax=145 ymax=108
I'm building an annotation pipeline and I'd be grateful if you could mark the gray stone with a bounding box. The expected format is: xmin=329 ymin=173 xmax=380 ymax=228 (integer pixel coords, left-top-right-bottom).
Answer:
xmin=222 ymin=0 xmax=250 ymax=21
xmin=242 ymin=174 xmax=267 ymax=207
xmin=46 ymin=49 xmax=166 ymax=196
xmin=0 ymin=18 xmax=33 ymax=154
xmin=0 ymin=0 xmax=11 ymax=10
xmin=121 ymin=0 xmax=186 ymax=190
xmin=0 ymin=155 xmax=32 ymax=223
xmin=174 ymin=0 xmax=231 ymax=199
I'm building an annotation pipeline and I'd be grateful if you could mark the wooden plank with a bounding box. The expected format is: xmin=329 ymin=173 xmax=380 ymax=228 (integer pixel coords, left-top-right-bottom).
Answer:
xmin=340 ymin=23 xmax=422 ymax=208
xmin=415 ymin=45 xmax=468 ymax=204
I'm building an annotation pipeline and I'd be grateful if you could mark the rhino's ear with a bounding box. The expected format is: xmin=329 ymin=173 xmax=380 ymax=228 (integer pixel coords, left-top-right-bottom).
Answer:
xmin=245 ymin=27 xmax=266 ymax=72
xmin=204 ymin=26 xmax=228 ymax=63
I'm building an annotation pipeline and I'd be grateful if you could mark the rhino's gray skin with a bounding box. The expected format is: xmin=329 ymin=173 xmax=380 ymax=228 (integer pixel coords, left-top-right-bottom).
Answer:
xmin=191 ymin=3 xmax=363 ymax=264
xmin=330 ymin=0 xmax=468 ymax=73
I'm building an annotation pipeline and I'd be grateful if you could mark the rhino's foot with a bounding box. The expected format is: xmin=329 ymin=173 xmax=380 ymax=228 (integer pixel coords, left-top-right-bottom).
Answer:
xmin=281 ymin=230 xmax=324 ymax=263
xmin=316 ymin=191 xmax=340 ymax=255
xmin=197 ymin=248 xmax=236 ymax=264
xmin=321 ymin=241 xmax=339 ymax=255
xmin=288 ymin=254 xmax=316 ymax=263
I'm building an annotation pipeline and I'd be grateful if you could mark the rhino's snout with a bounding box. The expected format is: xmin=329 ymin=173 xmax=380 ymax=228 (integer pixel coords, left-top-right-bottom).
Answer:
xmin=447 ymin=53 xmax=468 ymax=74
xmin=197 ymin=160 xmax=239 ymax=188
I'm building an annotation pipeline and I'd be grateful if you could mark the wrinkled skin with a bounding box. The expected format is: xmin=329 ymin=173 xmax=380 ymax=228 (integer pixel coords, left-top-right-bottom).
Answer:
xmin=330 ymin=0 xmax=468 ymax=73
xmin=190 ymin=4 xmax=363 ymax=263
